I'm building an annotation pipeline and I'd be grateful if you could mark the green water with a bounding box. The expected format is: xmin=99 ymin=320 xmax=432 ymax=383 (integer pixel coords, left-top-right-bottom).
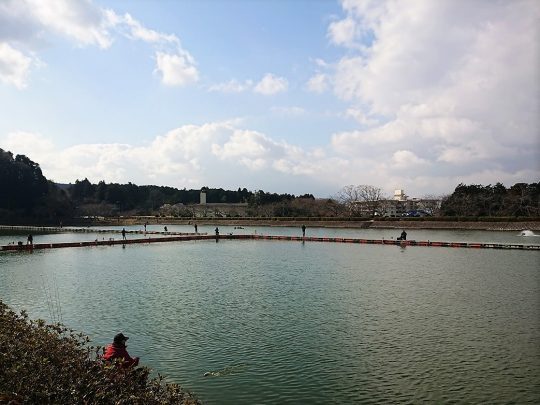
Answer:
xmin=1 ymin=227 xmax=539 ymax=404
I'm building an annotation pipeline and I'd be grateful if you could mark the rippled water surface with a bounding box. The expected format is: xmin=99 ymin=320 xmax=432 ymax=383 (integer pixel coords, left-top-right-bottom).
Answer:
xmin=1 ymin=227 xmax=539 ymax=404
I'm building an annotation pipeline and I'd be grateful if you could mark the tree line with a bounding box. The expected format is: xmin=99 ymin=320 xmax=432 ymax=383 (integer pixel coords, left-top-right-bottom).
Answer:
xmin=69 ymin=179 xmax=313 ymax=213
xmin=0 ymin=149 xmax=72 ymax=223
xmin=440 ymin=183 xmax=540 ymax=217
xmin=1 ymin=148 xmax=538 ymax=222
xmin=333 ymin=183 xmax=540 ymax=218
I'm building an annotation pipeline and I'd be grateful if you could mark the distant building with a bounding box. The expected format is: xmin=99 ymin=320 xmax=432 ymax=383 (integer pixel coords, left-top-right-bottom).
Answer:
xmin=393 ymin=189 xmax=407 ymax=201
xmin=350 ymin=189 xmax=442 ymax=217
xmin=158 ymin=188 xmax=248 ymax=218
xmin=382 ymin=189 xmax=441 ymax=216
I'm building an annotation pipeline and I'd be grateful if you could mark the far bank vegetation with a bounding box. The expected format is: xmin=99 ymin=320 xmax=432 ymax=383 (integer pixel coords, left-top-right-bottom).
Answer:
xmin=1 ymin=148 xmax=538 ymax=224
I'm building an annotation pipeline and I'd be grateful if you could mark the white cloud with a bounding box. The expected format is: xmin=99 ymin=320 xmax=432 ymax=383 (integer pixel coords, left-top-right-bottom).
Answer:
xmin=306 ymin=73 xmax=328 ymax=93
xmin=5 ymin=131 xmax=54 ymax=154
xmin=155 ymin=51 xmax=199 ymax=86
xmin=0 ymin=0 xmax=199 ymax=88
xmin=2 ymin=125 xmax=231 ymax=186
xmin=254 ymin=73 xmax=288 ymax=95
xmin=314 ymin=58 xmax=329 ymax=68
xmin=1 ymin=124 xmax=338 ymax=194
xmin=391 ymin=150 xmax=428 ymax=168
xmin=0 ymin=42 xmax=33 ymax=88
xmin=111 ymin=12 xmax=199 ymax=87
xmin=344 ymin=107 xmax=378 ymax=126
xmin=26 ymin=0 xmax=114 ymax=48
xmin=325 ymin=0 xmax=540 ymax=188
xmin=3 ymin=117 xmax=538 ymax=198
xmin=208 ymin=79 xmax=253 ymax=93
xmin=271 ymin=106 xmax=306 ymax=116
xmin=327 ymin=17 xmax=357 ymax=47
xmin=331 ymin=119 xmax=410 ymax=152
xmin=331 ymin=0 xmax=540 ymax=124
xmin=119 ymin=12 xmax=179 ymax=44
xmin=212 ymin=130 xmax=273 ymax=160
xmin=436 ymin=138 xmax=513 ymax=165
xmin=209 ymin=74 xmax=289 ymax=96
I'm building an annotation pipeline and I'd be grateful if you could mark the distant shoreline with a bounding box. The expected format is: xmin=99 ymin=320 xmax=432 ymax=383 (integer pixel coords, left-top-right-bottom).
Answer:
xmin=2 ymin=218 xmax=539 ymax=232
xmin=368 ymin=220 xmax=540 ymax=231
xmin=75 ymin=218 xmax=540 ymax=232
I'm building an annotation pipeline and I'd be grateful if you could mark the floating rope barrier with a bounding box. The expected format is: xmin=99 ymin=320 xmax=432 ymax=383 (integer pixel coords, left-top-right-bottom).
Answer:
xmin=0 ymin=225 xmax=199 ymax=236
xmin=1 ymin=233 xmax=538 ymax=252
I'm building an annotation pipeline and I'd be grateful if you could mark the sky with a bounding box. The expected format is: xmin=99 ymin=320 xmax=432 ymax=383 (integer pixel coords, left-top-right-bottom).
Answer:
xmin=0 ymin=0 xmax=539 ymax=198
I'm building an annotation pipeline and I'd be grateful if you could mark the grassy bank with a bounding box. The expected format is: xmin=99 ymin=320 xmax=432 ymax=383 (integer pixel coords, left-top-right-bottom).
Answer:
xmin=0 ymin=301 xmax=200 ymax=404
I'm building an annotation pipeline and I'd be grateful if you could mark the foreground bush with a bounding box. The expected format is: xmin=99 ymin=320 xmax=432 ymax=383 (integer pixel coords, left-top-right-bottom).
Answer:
xmin=0 ymin=301 xmax=200 ymax=404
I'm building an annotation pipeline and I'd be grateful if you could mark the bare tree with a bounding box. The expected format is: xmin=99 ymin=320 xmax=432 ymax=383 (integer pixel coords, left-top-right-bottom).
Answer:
xmin=335 ymin=185 xmax=385 ymax=216
xmin=335 ymin=185 xmax=362 ymax=204
xmin=419 ymin=194 xmax=445 ymax=216
xmin=335 ymin=185 xmax=362 ymax=216
xmin=358 ymin=185 xmax=385 ymax=216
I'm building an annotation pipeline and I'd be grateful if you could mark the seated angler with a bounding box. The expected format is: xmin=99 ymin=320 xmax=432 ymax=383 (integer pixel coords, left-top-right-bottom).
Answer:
xmin=398 ymin=230 xmax=407 ymax=241
xmin=103 ymin=333 xmax=140 ymax=368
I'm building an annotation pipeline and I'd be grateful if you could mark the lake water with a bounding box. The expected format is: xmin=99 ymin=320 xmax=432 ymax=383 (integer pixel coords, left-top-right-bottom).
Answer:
xmin=1 ymin=226 xmax=539 ymax=404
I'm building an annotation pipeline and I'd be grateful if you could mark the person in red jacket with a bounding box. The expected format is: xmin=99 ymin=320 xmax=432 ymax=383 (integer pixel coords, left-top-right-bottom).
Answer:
xmin=103 ymin=333 xmax=139 ymax=368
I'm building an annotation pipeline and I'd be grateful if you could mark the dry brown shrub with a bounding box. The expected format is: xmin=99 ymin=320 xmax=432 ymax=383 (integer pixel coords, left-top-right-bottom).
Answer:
xmin=0 ymin=300 xmax=200 ymax=404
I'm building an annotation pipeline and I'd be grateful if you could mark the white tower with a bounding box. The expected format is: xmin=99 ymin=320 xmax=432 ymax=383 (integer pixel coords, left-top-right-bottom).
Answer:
xmin=394 ymin=189 xmax=407 ymax=201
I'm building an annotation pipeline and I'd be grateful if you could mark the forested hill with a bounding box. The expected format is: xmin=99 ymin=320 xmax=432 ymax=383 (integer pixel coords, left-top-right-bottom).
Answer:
xmin=0 ymin=149 xmax=48 ymax=210
xmin=0 ymin=148 xmax=72 ymax=223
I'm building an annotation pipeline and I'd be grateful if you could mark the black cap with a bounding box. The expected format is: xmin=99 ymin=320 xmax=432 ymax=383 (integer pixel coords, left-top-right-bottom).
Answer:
xmin=113 ymin=333 xmax=129 ymax=344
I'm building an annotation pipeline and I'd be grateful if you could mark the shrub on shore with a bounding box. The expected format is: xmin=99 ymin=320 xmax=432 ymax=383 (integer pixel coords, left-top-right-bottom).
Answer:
xmin=0 ymin=301 xmax=200 ymax=404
